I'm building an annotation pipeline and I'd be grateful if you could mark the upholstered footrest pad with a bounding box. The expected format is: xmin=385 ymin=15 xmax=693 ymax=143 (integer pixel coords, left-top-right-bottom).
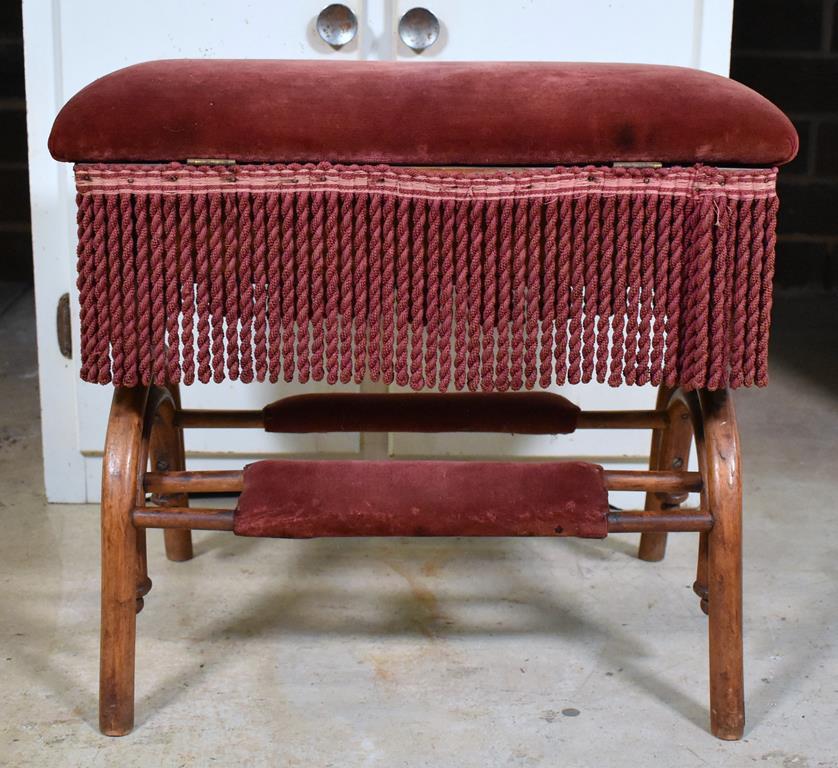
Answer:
xmin=234 ymin=460 xmax=608 ymax=538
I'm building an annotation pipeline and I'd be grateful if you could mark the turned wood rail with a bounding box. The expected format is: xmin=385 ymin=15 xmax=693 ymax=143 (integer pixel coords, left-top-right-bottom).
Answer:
xmin=174 ymin=408 xmax=668 ymax=430
xmin=143 ymin=398 xmax=704 ymax=536
xmin=175 ymin=392 xmax=670 ymax=435
xmin=131 ymin=506 xmax=712 ymax=533
xmin=142 ymin=467 xmax=701 ymax=495
xmin=137 ymin=466 xmax=707 ymax=534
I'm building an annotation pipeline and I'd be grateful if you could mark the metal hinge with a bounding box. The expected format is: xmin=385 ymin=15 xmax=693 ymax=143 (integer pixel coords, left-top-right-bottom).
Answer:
xmin=612 ymin=161 xmax=663 ymax=168
xmin=57 ymin=292 xmax=72 ymax=359
xmin=186 ymin=158 xmax=236 ymax=166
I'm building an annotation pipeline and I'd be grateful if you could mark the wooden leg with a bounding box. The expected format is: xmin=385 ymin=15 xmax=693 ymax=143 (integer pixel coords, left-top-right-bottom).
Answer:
xmin=637 ymin=387 xmax=667 ymax=560
xmin=149 ymin=384 xmax=193 ymax=562
xmin=135 ymin=528 xmax=151 ymax=613
xmin=638 ymin=386 xmax=693 ymax=561
xmin=693 ymin=531 xmax=709 ymax=615
xmin=698 ymin=388 xmax=744 ymax=740
xmin=163 ymin=523 xmax=193 ymax=561
xmin=100 ymin=385 xmax=148 ymax=736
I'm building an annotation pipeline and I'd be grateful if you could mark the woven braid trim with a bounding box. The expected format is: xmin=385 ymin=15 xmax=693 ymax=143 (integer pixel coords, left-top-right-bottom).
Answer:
xmin=73 ymin=162 xmax=779 ymax=390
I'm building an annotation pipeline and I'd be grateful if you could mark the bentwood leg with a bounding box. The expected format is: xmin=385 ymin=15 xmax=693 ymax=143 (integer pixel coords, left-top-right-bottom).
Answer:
xmin=135 ymin=528 xmax=151 ymax=613
xmin=694 ymin=532 xmax=709 ymax=615
xmin=699 ymin=388 xmax=744 ymax=740
xmin=150 ymin=384 xmax=193 ymax=562
xmin=638 ymin=386 xmax=694 ymax=562
xmin=100 ymin=386 xmax=148 ymax=736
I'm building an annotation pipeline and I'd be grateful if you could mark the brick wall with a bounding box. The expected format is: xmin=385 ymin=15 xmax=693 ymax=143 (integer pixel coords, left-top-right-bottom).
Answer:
xmin=731 ymin=0 xmax=838 ymax=289
xmin=0 ymin=2 xmax=29 ymax=283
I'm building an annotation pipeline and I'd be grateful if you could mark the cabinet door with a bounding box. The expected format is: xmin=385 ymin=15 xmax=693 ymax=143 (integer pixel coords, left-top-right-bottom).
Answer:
xmin=388 ymin=0 xmax=732 ymax=480
xmin=393 ymin=0 xmax=732 ymax=75
xmin=27 ymin=0 xmax=731 ymax=500
xmin=25 ymin=0 xmax=371 ymax=501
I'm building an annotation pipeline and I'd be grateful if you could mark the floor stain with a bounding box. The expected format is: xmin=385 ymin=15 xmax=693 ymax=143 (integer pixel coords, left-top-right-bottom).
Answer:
xmin=760 ymin=752 xmax=814 ymax=768
xmin=368 ymin=654 xmax=395 ymax=683
xmin=419 ymin=550 xmax=456 ymax=577
xmin=363 ymin=643 xmax=458 ymax=687
xmin=381 ymin=558 xmax=444 ymax=638
xmin=360 ymin=555 xmax=462 ymax=686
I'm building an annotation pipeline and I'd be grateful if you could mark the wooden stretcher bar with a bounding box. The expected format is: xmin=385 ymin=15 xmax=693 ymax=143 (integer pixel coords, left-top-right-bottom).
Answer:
xmin=131 ymin=506 xmax=712 ymax=534
xmin=142 ymin=468 xmax=701 ymax=496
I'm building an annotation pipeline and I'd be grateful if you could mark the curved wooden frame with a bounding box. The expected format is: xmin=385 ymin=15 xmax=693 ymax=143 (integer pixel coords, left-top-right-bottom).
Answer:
xmin=100 ymin=386 xmax=145 ymax=736
xmin=148 ymin=385 xmax=193 ymax=562
xmin=638 ymin=385 xmax=695 ymax=561
xmin=99 ymin=385 xmax=743 ymax=740
xmin=99 ymin=383 xmax=192 ymax=735
xmin=645 ymin=386 xmax=744 ymax=739
xmin=695 ymin=389 xmax=744 ymax=740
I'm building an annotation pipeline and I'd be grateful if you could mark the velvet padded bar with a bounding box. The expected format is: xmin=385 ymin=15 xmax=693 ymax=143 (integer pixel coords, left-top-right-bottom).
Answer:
xmin=263 ymin=392 xmax=580 ymax=434
xmin=234 ymin=459 xmax=609 ymax=538
xmin=49 ymin=60 xmax=797 ymax=166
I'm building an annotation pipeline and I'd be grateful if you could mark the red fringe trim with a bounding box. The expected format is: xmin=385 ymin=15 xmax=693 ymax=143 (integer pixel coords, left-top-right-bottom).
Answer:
xmin=73 ymin=162 xmax=779 ymax=390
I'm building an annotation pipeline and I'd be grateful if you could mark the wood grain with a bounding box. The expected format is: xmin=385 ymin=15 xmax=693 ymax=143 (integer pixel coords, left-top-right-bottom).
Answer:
xmin=148 ymin=384 xmax=193 ymax=562
xmin=99 ymin=385 xmax=148 ymax=736
xmin=638 ymin=386 xmax=695 ymax=561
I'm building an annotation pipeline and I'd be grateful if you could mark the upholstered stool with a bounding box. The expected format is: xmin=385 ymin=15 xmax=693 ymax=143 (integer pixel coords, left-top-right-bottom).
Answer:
xmin=49 ymin=60 xmax=797 ymax=740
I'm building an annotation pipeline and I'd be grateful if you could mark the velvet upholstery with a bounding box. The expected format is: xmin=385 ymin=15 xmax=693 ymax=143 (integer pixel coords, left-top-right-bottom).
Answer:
xmin=49 ymin=60 xmax=797 ymax=166
xmin=263 ymin=392 xmax=579 ymax=434
xmin=234 ymin=460 xmax=609 ymax=538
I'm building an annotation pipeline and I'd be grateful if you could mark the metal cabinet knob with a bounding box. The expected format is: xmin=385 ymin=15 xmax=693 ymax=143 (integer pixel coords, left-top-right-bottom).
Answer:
xmin=398 ymin=7 xmax=440 ymax=52
xmin=316 ymin=4 xmax=358 ymax=48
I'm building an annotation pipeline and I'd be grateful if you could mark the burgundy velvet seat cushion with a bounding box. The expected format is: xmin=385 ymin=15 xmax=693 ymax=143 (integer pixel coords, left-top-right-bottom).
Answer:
xmin=234 ymin=459 xmax=609 ymax=538
xmin=49 ymin=60 xmax=797 ymax=166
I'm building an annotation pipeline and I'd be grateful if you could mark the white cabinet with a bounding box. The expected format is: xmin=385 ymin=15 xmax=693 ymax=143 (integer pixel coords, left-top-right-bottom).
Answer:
xmin=24 ymin=0 xmax=733 ymax=501
xmin=393 ymin=0 xmax=732 ymax=74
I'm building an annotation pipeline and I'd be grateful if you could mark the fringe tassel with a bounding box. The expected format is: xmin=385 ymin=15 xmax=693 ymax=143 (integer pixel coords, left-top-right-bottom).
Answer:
xmin=73 ymin=162 xmax=780 ymax=391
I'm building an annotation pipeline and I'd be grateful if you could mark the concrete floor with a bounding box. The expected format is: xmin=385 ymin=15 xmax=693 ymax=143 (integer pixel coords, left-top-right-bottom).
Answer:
xmin=1 ymin=289 xmax=837 ymax=768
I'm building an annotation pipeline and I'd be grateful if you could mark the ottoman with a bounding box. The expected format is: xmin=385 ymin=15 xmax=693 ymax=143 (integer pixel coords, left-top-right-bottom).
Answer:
xmin=48 ymin=60 xmax=797 ymax=739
